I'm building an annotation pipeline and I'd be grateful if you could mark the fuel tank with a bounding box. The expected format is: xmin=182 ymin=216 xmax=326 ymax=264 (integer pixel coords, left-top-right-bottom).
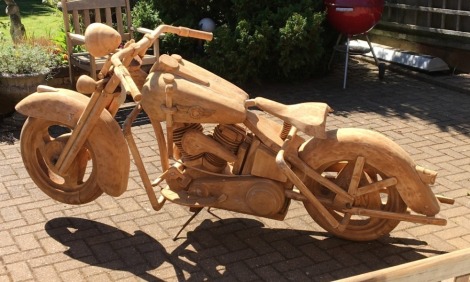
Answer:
xmin=141 ymin=54 xmax=248 ymax=124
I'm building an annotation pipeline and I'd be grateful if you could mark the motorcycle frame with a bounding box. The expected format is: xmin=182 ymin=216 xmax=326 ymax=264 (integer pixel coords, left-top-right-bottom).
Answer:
xmin=49 ymin=23 xmax=451 ymax=233
xmin=119 ymin=100 xmax=449 ymax=230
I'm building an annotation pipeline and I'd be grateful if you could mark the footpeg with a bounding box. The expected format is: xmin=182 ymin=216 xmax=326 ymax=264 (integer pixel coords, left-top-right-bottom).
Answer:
xmin=161 ymin=187 xmax=218 ymax=207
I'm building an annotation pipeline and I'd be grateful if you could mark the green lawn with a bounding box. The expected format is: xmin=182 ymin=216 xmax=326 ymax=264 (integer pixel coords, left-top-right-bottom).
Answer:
xmin=0 ymin=0 xmax=63 ymax=42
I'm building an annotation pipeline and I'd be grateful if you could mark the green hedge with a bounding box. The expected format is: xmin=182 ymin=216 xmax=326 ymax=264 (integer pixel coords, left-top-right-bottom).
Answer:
xmin=132 ymin=0 xmax=337 ymax=84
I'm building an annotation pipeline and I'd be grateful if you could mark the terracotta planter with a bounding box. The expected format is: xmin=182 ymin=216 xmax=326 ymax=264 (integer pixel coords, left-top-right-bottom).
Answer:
xmin=0 ymin=72 xmax=48 ymax=115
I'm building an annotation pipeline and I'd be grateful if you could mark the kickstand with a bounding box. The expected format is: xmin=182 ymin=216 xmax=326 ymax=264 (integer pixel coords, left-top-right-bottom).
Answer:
xmin=173 ymin=208 xmax=203 ymax=241
xmin=207 ymin=207 xmax=222 ymax=220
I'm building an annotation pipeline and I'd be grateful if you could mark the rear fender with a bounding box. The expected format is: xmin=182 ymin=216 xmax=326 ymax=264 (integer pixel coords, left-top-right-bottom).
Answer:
xmin=16 ymin=89 xmax=130 ymax=197
xmin=299 ymin=128 xmax=440 ymax=216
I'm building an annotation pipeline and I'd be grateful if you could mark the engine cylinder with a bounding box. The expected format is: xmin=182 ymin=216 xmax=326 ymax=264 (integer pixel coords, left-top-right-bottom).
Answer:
xmin=173 ymin=123 xmax=204 ymax=161
xmin=205 ymin=124 xmax=246 ymax=170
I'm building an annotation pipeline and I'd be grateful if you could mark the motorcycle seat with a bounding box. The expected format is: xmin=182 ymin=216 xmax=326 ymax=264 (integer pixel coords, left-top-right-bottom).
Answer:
xmin=249 ymin=97 xmax=332 ymax=139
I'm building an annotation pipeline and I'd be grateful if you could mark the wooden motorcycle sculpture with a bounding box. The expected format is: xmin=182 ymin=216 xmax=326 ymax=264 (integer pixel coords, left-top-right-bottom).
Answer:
xmin=16 ymin=23 xmax=454 ymax=241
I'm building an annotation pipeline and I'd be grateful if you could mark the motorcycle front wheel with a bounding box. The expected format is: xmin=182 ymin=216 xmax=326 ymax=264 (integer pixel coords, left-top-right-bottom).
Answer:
xmin=299 ymin=129 xmax=408 ymax=241
xmin=20 ymin=117 xmax=102 ymax=204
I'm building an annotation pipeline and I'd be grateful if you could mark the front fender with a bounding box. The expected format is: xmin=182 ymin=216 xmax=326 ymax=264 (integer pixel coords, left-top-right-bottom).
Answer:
xmin=16 ymin=89 xmax=130 ymax=197
xmin=299 ymin=128 xmax=440 ymax=216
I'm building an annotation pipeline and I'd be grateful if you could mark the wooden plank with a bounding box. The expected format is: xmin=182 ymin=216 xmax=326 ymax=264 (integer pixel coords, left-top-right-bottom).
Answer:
xmin=441 ymin=0 xmax=446 ymax=29
xmin=66 ymin=0 xmax=126 ymax=10
xmin=105 ymin=7 xmax=112 ymax=27
xmin=94 ymin=8 xmax=101 ymax=22
xmin=61 ymin=1 xmax=71 ymax=32
xmin=386 ymin=1 xmax=392 ymax=21
xmin=83 ymin=9 xmax=90 ymax=27
xmin=455 ymin=274 xmax=470 ymax=282
xmin=115 ymin=7 xmax=124 ymax=35
xmin=427 ymin=0 xmax=431 ymax=27
xmin=456 ymin=0 xmax=462 ymax=31
xmin=338 ymin=248 xmax=470 ymax=282
xmin=72 ymin=10 xmax=80 ymax=33
xmin=386 ymin=3 xmax=470 ymax=17
xmin=370 ymin=28 xmax=470 ymax=50
xmin=125 ymin=0 xmax=132 ymax=38
xmin=380 ymin=22 xmax=470 ymax=38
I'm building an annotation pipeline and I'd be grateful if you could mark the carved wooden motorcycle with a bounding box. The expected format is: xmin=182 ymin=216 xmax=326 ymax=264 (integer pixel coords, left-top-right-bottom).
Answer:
xmin=16 ymin=23 xmax=454 ymax=241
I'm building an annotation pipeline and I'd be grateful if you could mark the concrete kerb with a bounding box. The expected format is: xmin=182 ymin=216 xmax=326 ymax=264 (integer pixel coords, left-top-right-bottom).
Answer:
xmin=359 ymin=56 xmax=470 ymax=95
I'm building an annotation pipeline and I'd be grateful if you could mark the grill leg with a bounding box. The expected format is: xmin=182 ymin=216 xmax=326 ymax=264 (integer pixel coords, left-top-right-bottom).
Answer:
xmin=365 ymin=34 xmax=379 ymax=66
xmin=365 ymin=34 xmax=385 ymax=79
xmin=328 ymin=33 xmax=343 ymax=71
xmin=343 ymin=36 xmax=350 ymax=89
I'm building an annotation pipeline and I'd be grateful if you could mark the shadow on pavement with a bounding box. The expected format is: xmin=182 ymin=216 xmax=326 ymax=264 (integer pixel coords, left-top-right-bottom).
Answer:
xmin=246 ymin=60 xmax=470 ymax=136
xmin=45 ymin=217 xmax=446 ymax=281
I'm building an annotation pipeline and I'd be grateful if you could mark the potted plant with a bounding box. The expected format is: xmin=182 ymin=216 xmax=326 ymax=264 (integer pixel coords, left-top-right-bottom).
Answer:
xmin=0 ymin=40 xmax=60 ymax=115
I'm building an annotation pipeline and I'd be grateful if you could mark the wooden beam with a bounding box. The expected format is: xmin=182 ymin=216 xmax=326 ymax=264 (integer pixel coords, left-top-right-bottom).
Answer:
xmin=345 ymin=207 xmax=447 ymax=226
xmin=379 ymin=22 xmax=470 ymax=39
xmin=386 ymin=3 xmax=470 ymax=17
xmin=356 ymin=177 xmax=397 ymax=197
xmin=337 ymin=248 xmax=470 ymax=282
xmin=65 ymin=0 xmax=126 ymax=10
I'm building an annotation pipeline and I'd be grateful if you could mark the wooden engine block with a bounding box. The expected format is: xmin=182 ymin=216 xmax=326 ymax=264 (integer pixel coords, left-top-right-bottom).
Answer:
xmin=188 ymin=176 xmax=288 ymax=220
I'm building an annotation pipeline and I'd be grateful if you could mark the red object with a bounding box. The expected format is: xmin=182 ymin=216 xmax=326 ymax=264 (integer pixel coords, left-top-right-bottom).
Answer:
xmin=324 ymin=0 xmax=384 ymax=35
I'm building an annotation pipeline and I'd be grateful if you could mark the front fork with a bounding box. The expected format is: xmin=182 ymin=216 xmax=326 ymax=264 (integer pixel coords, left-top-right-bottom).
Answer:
xmin=53 ymin=79 xmax=122 ymax=176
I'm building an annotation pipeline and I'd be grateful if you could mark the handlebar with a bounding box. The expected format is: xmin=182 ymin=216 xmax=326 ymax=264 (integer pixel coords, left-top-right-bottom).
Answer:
xmin=105 ymin=24 xmax=213 ymax=101
xmin=113 ymin=64 xmax=142 ymax=102
xmin=136 ymin=25 xmax=213 ymax=41
xmin=167 ymin=26 xmax=213 ymax=41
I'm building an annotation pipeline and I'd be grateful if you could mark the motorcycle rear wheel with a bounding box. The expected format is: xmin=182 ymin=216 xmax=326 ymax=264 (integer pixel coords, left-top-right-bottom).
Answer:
xmin=20 ymin=117 xmax=102 ymax=204
xmin=299 ymin=132 xmax=408 ymax=241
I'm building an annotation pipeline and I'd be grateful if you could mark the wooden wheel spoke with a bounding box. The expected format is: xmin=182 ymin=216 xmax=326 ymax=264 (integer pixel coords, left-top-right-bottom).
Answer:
xmin=35 ymin=128 xmax=52 ymax=157
xmin=36 ymin=138 xmax=49 ymax=160
xmin=337 ymin=212 xmax=352 ymax=232
xmin=334 ymin=162 xmax=355 ymax=188
xmin=62 ymin=149 xmax=90 ymax=188
xmin=62 ymin=175 xmax=80 ymax=188
xmin=348 ymin=156 xmax=365 ymax=196
xmin=356 ymin=177 xmax=398 ymax=197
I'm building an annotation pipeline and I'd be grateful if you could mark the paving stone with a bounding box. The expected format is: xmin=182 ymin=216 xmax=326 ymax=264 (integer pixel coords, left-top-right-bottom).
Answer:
xmin=6 ymin=261 xmax=33 ymax=281
xmin=0 ymin=230 xmax=15 ymax=247
xmin=2 ymin=248 xmax=45 ymax=265
xmin=33 ymin=265 xmax=62 ymax=282
xmin=15 ymin=233 xmax=40 ymax=251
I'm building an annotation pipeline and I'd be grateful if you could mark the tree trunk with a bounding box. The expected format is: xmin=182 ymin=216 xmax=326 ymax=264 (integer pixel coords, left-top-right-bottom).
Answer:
xmin=4 ymin=0 xmax=25 ymax=43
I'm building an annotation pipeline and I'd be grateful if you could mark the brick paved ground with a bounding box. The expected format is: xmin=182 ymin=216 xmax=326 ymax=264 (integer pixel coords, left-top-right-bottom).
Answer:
xmin=0 ymin=59 xmax=469 ymax=281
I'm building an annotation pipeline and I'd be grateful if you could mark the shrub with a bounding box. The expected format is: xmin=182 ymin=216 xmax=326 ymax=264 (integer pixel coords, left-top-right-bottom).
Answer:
xmin=0 ymin=38 xmax=62 ymax=76
xmin=131 ymin=0 xmax=162 ymax=31
xmin=133 ymin=0 xmax=336 ymax=84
